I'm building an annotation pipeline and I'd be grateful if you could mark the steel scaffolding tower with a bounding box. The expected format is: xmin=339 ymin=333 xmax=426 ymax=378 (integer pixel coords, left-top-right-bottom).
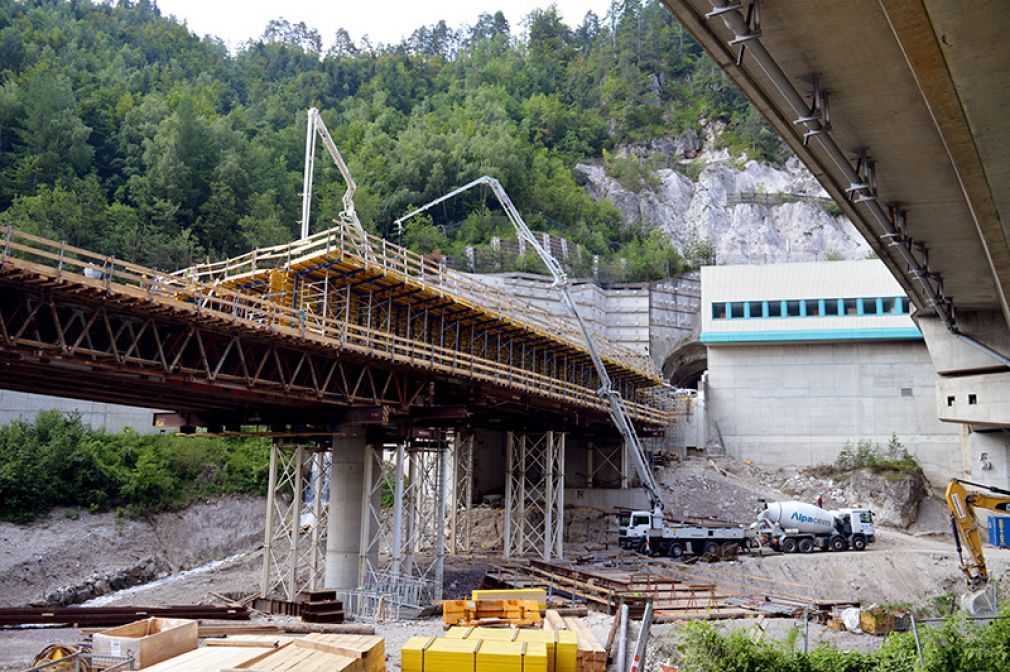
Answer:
xmin=261 ymin=443 xmax=330 ymax=601
xmin=504 ymin=431 xmax=565 ymax=560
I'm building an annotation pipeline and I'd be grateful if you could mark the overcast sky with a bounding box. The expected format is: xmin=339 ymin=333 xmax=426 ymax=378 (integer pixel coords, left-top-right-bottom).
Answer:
xmin=155 ymin=0 xmax=614 ymax=51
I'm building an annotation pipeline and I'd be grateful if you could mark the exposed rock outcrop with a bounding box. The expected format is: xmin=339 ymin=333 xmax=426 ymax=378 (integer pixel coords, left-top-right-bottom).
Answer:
xmin=577 ymin=152 xmax=870 ymax=265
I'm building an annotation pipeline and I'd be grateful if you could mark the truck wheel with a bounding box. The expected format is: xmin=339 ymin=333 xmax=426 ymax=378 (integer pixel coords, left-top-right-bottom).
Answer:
xmin=668 ymin=542 xmax=685 ymax=559
xmin=798 ymin=538 xmax=814 ymax=554
xmin=829 ymin=535 xmax=847 ymax=552
xmin=781 ymin=537 xmax=798 ymax=554
xmin=851 ymin=535 xmax=867 ymax=551
xmin=703 ymin=541 xmax=720 ymax=556
xmin=721 ymin=542 xmax=739 ymax=559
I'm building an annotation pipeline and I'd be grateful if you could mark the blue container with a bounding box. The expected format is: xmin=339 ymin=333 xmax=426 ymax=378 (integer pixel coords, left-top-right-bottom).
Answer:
xmin=988 ymin=516 xmax=1010 ymax=548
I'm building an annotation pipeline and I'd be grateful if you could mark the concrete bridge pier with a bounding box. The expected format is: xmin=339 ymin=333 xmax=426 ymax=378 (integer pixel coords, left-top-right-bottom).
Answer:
xmin=325 ymin=434 xmax=369 ymax=592
xmin=919 ymin=312 xmax=1010 ymax=514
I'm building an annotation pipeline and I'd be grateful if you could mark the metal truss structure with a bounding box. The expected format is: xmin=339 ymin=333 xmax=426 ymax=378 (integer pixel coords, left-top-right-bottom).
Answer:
xmin=504 ymin=431 xmax=565 ymax=560
xmin=0 ymin=225 xmax=673 ymax=429
xmin=449 ymin=431 xmax=475 ymax=555
xmin=261 ymin=443 xmax=330 ymax=601
xmin=352 ymin=434 xmax=448 ymax=619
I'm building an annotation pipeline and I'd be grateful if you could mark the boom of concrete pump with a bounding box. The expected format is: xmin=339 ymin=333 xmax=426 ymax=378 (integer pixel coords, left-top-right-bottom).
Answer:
xmin=300 ymin=107 xmax=365 ymax=239
xmin=394 ymin=176 xmax=665 ymax=520
xmin=945 ymin=478 xmax=1010 ymax=614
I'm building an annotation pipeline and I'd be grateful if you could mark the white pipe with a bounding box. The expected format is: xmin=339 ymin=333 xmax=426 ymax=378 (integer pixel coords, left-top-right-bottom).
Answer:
xmin=705 ymin=1 xmax=1010 ymax=369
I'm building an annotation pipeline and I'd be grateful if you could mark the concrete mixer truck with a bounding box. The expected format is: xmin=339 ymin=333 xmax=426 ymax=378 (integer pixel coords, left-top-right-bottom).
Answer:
xmin=618 ymin=500 xmax=875 ymax=557
xmin=754 ymin=500 xmax=876 ymax=553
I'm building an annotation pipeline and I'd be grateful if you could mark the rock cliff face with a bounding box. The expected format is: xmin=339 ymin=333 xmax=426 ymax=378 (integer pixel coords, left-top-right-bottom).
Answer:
xmin=577 ymin=153 xmax=870 ymax=265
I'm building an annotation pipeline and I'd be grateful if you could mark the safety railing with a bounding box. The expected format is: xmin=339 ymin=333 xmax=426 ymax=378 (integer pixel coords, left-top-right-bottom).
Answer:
xmin=176 ymin=221 xmax=660 ymax=379
xmin=0 ymin=226 xmax=673 ymax=425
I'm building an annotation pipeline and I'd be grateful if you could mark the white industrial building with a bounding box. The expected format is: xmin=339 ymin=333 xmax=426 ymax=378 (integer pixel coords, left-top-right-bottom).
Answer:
xmin=699 ymin=260 xmax=962 ymax=486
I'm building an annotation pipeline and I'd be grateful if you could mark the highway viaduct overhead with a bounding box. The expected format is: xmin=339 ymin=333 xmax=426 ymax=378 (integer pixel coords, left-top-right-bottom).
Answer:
xmin=0 ymin=224 xmax=678 ymax=611
xmin=664 ymin=0 xmax=1010 ymax=486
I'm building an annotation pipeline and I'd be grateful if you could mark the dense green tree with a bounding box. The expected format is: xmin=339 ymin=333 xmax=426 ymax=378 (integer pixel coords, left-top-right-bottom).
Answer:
xmin=0 ymin=0 xmax=785 ymax=282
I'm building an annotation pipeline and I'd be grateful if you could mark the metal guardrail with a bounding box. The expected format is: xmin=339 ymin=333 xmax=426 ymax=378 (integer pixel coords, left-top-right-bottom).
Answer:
xmin=0 ymin=226 xmax=673 ymax=424
xmin=175 ymin=220 xmax=660 ymax=378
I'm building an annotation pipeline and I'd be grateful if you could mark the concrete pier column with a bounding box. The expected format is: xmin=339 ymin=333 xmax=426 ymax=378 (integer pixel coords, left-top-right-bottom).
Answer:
xmin=325 ymin=435 xmax=366 ymax=591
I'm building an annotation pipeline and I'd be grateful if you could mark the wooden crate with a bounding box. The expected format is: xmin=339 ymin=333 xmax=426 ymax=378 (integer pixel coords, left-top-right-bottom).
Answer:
xmin=92 ymin=617 xmax=197 ymax=668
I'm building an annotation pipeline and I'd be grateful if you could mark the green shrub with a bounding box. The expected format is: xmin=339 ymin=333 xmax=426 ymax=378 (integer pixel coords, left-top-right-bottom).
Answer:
xmin=834 ymin=434 xmax=922 ymax=477
xmin=675 ymin=608 xmax=1010 ymax=671
xmin=0 ymin=412 xmax=269 ymax=523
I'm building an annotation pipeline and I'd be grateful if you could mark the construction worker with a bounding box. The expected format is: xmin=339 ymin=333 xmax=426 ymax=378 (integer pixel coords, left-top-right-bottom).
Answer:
xmin=816 ymin=492 xmax=824 ymax=508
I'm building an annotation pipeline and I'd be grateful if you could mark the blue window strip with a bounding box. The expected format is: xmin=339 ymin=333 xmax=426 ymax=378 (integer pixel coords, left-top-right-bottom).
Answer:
xmin=701 ymin=327 xmax=923 ymax=344
xmin=712 ymin=296 xmax=909 ymax=321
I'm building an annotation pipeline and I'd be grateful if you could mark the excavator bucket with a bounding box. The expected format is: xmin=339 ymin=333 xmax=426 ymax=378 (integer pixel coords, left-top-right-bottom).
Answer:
xmin=961 ymin=585 xmax=998 ymax=617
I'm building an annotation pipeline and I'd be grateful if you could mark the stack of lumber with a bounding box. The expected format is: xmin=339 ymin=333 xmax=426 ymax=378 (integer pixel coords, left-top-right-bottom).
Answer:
xmin=403 ymin=635 xmax=548 ymax=672
xmin=443 ymin=626 xmax=577 ymax=672
xmin=443 ymin=599 xmax=541 ymax=627
xmin=140 ymin=644 xmax=276 ymax=672
xmin=542 ymin=611 xmax=605 ymax=672
xmin=134 ymin=631 xmax=384 ymax=672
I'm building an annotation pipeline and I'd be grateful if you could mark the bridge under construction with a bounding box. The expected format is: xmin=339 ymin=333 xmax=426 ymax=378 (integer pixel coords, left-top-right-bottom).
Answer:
xmin=0 ymin=202 xmax=681 ymax=615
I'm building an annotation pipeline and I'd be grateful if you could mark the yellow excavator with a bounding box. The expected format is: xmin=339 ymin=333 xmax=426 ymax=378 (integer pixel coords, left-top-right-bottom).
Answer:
xmin=945 ymin=478 xmax=1010 ymax=614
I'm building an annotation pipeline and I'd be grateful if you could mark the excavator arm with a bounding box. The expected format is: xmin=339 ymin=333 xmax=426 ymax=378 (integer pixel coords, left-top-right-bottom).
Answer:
xmin=946 ymin=478 xmax=1010 ymax=591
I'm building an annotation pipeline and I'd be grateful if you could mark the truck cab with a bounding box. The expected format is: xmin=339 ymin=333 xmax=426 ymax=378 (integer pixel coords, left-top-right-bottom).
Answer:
xmin=617 ymin=510 xmax=653 ymax=549
xmin=835 ymin=508 xmax=876 ymax=543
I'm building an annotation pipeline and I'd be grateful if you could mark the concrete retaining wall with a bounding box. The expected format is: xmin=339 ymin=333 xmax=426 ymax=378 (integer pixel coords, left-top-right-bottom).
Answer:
xmin=706 ymin=341 xmax=962 ymax=486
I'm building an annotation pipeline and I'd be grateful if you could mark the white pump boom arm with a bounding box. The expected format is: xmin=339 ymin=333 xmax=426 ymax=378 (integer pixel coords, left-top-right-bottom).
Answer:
xmin=301 ymin=107 xmax=363 ymax=239
xmin=394 ymin=176 xmax=663 ymax=512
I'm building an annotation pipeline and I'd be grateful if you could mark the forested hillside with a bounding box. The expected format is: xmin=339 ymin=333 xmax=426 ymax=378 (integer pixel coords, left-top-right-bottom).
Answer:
xmin=0 ymin=0 xmax=785 ymax=281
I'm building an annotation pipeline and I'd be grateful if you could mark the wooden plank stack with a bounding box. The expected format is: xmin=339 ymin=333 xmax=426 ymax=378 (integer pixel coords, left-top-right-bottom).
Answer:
xmin=542 ymin=611 xmax=605 ymax=672
xmin=139 ymin=631 xmax=384 ymax=672
xmin=443 ymin=599 xmax=542 ymax=627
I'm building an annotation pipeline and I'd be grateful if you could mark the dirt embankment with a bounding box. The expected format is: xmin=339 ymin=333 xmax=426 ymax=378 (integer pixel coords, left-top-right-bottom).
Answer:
xmin=0 ymin=495 xmax=266 ymax=608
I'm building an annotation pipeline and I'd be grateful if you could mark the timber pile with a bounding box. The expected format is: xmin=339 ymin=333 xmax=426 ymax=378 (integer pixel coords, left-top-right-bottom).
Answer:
xmin=542 ymin=611 xmax=606 ymax=672
xmin=142 ymin=632 xmax=384 ymax=672
xmin=443 ymin=599 xmax=542 ymax=627
xmin=484 ymin=560 xmax=754 ymax=621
